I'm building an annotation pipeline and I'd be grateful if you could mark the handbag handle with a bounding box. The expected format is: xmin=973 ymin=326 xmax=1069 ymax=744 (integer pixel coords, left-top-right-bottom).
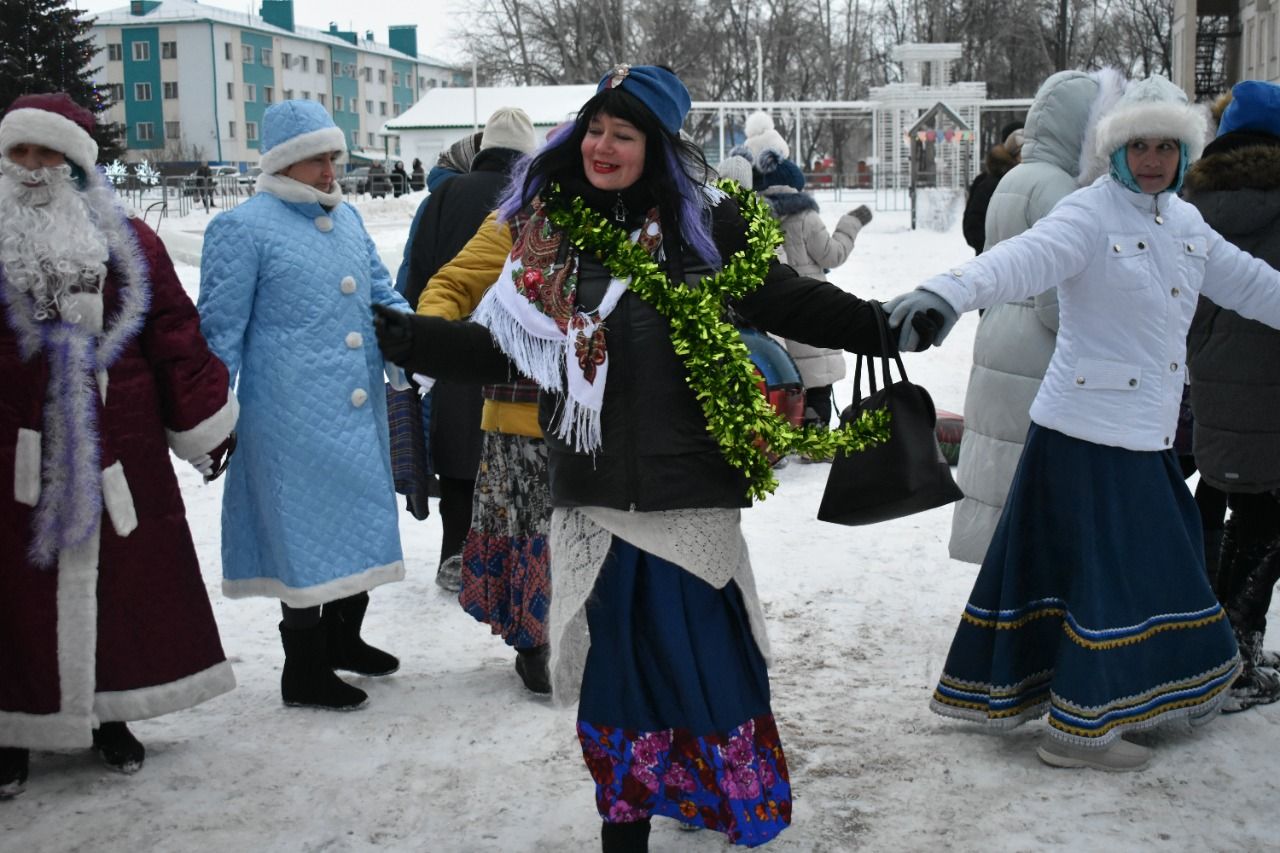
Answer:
xmin=851 ymin=301 xmax=910 ymax=404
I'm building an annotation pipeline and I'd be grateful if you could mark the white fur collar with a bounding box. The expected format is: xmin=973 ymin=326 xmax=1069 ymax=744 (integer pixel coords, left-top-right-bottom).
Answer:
xmin=256 ymin=173 xmax=343 ymax=207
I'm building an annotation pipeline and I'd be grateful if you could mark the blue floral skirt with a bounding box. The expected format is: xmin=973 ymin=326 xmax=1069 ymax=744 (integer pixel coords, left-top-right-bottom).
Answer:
xmin=577 ymin=539 xmax=791 ymax=847
xmin=931 ymin=424 xmax=1240 ymax=746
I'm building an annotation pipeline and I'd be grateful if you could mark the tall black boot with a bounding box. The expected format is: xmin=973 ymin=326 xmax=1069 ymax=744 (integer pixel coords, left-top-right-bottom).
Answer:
xmin=0 ymin=747 xmax=29 ymax=799
xmin=322 ymin=593 xmax=399 ymax=676
xmin=279 ymin=623 xmax=368 ymax=710
xmin=514 ymin=644 xmax=551 ymax=695
xmin=601 ymin=819 xmax=650 ymax=853
xmin=92 ymin=722 xmax=145 ymax=774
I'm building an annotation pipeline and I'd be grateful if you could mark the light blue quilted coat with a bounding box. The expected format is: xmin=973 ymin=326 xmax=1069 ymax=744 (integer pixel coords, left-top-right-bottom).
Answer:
xmin=198 ymin=193 xmax=409 ymax=606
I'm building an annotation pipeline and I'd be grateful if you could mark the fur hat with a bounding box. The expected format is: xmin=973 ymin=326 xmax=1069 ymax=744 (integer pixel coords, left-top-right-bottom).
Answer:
xmin=714 ymin=153 xmax=753 ymax=189
xmin=0 ymin=92 xmax=98 ymax=173
xmin=259 ymin=99 xmax=347 ymax=175
xmin=597 ymin=64 xmax=691 ymax=135
xmin=742 ymin=110 xmax=790 ymax=161
xmin=480 ymin=106 xmax=537 ymax=154
xmin=1216 ymin=80 xmax=1280 ymax=140
xmin=1093 ymin=75 xmax=1208 ymax=162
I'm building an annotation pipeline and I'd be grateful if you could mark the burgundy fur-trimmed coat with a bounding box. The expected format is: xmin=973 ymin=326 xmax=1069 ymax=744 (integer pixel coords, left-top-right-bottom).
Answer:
xmin=0 ymin=201 xmax=237 ymax=751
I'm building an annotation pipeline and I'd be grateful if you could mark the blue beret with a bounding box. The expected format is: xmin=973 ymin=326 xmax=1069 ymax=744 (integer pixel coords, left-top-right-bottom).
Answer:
xmin=597 ymin=64 xmax=691 ymax=135
xmin=1217 ymin=80 xmax=1280 ymax=140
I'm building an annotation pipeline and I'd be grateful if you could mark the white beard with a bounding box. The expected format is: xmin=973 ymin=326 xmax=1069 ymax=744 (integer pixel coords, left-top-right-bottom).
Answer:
xmin=0 ymin=157 xmax=109 ymax=322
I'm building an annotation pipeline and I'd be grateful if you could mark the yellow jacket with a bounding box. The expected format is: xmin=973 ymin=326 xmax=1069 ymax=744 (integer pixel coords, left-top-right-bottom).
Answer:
xmin=415 ymin=211 xmax=541 ymax=438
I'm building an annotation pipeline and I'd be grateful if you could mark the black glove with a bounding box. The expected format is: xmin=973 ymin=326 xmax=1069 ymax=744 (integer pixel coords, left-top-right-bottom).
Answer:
xmin=372 ymin=303 xmax=415 ymax=365
xmin=850 ymin=205 xmax=873 ymax=226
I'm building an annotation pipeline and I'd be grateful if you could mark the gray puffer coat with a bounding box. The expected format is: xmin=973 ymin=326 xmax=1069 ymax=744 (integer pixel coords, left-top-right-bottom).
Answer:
xmin=948 ymin=68 xmax=1124 ymax=563
xmin=761 ymin=185 xmax=864 ymax=388
xmin=1185 ymin=136 xmax=1280 ymax=493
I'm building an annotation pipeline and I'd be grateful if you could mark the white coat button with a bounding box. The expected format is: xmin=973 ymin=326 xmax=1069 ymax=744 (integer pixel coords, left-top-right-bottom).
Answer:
xmin=950 ymin=268 xmax=964 ymax=277
xmin=1171 ymin=287 xmax=1180 ymax=297
xmin=345 ymin=332 xmax=363 ymax=348
xmin=1186 ymin=243 xmax=1195 ymax=252
xmin=1113 ymin=244 xmax=1121 ymax=252
xmin=351 ymin=388 xmax=368 ymax=407
xmin=1155 ymin=215 xmax=1164 ymax=225
xmin=1076 ymin=376 xmax=1085 ymax=385
xmin=315 ymin=215 xmax=333 ymax=232
xmin=1170 ymin=362 xmax=1178 ymax=372
xmin=341 ymin=276 xmax=356 ymax=294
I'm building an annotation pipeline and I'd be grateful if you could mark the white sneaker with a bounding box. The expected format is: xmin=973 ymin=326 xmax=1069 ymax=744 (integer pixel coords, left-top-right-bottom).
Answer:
xmin=1035 ymin=736 xmax=1151 ymax=772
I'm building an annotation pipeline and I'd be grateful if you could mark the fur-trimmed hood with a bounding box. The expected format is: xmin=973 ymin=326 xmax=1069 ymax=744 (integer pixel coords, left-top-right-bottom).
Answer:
xmin=1019 ymin=68 xmax=1126 ymax=186
xmin=760 ymin=185 xmax=819 ymax=217
xmin=1184 ymin=136 xmax=1280 ymax=195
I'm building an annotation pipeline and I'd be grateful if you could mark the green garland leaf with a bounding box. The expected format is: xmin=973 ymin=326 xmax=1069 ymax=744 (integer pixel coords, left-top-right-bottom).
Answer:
xmin=540 ymin=180 xmax=890 ymax=501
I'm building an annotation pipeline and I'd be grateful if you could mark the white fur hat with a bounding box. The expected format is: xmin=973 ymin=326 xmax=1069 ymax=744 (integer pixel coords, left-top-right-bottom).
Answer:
xmin=742 ymin=110 xmax=789 ymax=160
xmin=1093 ymin=75 xmax=1208 ymax=162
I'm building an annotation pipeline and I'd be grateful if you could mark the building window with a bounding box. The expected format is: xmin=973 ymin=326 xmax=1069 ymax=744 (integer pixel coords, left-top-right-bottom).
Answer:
xmin=165 ymin=121 xmax=181 ymax=139
xmin=136 ymin=122 xmax=154 ymax=141
xmin=281 ymin=51 xmax=292 ymax=68
xmin=317 ymin=93 xmax=326 ymax=106
xmin=379 ymin=69 xmax=386 ymax=83
xmin=300 ymin=56 xmax=309 ymax=72
xmin=427 ymin=79 xmax=437 ymax=89
xmin=418 ymin=77 xmax=426 ymax=89
xmin=108 ymin=83 xmax=124 ymax=103
xmin=228 ymin=120 xmax=236 ymax=139
xmin=245 ymin=83 xmax=256 ymax=101
xmin=246 ymin=122 xmax=258 ymax=141
xmin=349 ymin=100 xmax=357 ymax=114
xmin=134 ymin=82 xmax=152 ymax=101
xmin=161 ymin=41 xmax=177 ymax=59
xmin=379 ymin=101 xmax=386 ymax=116
xmin=264 ymin=86 xmax=274 ymax=104
xmin=365 ymin=99 xmax=373 ymax=114
xmin=225 ymin=42 xmax=232 ymax=60
xmin=316 ymin=58 xmax=324 ymax=74
xmin=132 ymin=41 xmax=150 ymax=61
xmin=345 ymin=63 xmax=355 ymax=78
xmin=363 ymin=67 xmax=372 ymax=82
xmin=108 ymin=43 xmax=123 ymax=61
xmin=393 ymin=102 xmax=400 ymax=117
xmin=261 ymin=47 xmax=273 ymax=66
xmin=367 ymin=132 xmax=376 ymax=146
xmin=393 ymin=72 xmax=401 ymax=87
xmin=162 ymin=81 xmax=178 ymax=99
xmin=226 ymin=81 xmax=234 ymax=99
xmin=301 ymin=90 xmax=310 ymax=100
xmin=242 ymin=44 xmax=253 ymax=62
xmin=284 ymin=88 xmax=294 ymax=100
xmin=350 ymin=129 xmax=358 ymax=146
xmin=334 ymin=95 xmax=344 ymax=111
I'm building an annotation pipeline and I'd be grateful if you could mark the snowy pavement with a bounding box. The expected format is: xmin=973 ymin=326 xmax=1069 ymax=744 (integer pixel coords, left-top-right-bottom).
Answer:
xmin=3 ymin=193 xmax=1278 ymax=852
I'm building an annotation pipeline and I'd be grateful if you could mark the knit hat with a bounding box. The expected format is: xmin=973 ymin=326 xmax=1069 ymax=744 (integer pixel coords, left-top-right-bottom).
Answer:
xmin=597 ymin=64 xmax=691 ymax=135
xmin=1216 ymin=80 xmax=1280 ymax=140
xmin=259 ymin=99 xmax=347 ymax=175
xmin=741 ymin=110 xmax=790 ymax=161
xmin=756 ymin=150 xmax=805 ymax=192
xmin=480 ymin=106 xmax=537 ymax=154
xmin=0 ymin=92 xmax=98 ymax=173
xmin=714 ymin=154 xmax=753 ymax=189
xmin=1093 ymin=74 xmax=1207 ymax=162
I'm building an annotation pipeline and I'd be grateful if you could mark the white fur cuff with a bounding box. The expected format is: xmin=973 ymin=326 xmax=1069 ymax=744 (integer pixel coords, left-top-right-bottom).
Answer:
xmin=167 ymin=391 xmax=239 ymax=461
xmin=101 ymin=461 xmax=137 ymax=537
xmin=14 ymin=428 xmax=41 ymax=506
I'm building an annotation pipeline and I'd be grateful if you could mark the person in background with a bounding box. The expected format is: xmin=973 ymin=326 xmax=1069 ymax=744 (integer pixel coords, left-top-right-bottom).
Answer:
xmin=948 ymin=68 xmax=1126 ymax=564
xmin=888 ymin=75 xmax=1280 ymax=772
xmin=391 ymin=160 xmax=410 ymax=197
xmin=196 ymin=159 xmax=215 ymax=210
xmin=374 ymin=64 xmax=931 ymax=851
xmin=961 ymin=122 xmax=1023 ymax=254
xmin=428 ymin=131 xmax=483 ymax=193
xmin=410 ymin=157 xmax=425 ymax=191
xmin=402 ymin=107 xmax=539 ymax=600
xmin=0 ymin=93 xmax=237 ymax=797
xmin=198 ymin=100 xmax=410 ymax=712
xmin=1185 ymin=79 xmax=1280 ymax=713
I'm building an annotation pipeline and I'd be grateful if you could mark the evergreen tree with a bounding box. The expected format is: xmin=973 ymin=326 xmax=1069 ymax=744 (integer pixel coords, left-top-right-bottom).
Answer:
xmin=0 ymin=0 xmax=124 ymax=163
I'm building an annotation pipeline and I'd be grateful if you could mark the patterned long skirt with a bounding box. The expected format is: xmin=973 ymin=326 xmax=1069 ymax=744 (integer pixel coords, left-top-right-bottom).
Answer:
xmin=577 ymin=539 xmax=791 ymax=847
xmin=458 ymin=431 xmax=551 ymax=648
xmin=931 ymin=424 xmax=1241 ymax=747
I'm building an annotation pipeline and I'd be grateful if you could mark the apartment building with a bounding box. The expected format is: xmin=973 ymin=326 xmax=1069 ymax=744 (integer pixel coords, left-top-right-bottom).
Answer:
xmin=89 ymin=0 xmax=464 ymax=167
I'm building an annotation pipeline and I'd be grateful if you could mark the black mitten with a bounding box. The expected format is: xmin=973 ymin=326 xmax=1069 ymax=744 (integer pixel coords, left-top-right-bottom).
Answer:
xmin=372 ymin=303 xmax=415 ymax=365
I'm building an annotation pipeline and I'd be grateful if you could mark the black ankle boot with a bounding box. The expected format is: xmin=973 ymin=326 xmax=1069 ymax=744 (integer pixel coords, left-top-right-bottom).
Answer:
xmin=515 ymin=645 xmax=551 ymax=695
xmin=601 ymin=819 xmax=650 ymax=853
xmin=279 ymin=623 xmax=368 ymax=710
xmin=322 ymin=593 xmax=399 ymax=676
xmin=92 ymin=722 xmax=145 ymax=774
xmin=0 ymin=747 xmax=29 ymax=798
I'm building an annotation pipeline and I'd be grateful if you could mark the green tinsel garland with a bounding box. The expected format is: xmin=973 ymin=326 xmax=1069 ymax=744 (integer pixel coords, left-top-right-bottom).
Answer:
xmin=539 ymin=179 xmax=890 ymax=501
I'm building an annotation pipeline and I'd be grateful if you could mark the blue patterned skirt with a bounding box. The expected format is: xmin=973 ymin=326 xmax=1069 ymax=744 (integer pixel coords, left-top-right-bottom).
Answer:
xmin=577 ymin=539 xmax=791 ymax=846
xmin=931 ymin=424 xmax=1240 ymax=746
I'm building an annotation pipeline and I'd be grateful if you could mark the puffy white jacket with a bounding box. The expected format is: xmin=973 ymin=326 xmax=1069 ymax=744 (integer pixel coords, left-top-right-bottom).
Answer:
xmin=923 ymin=176 xmax=1280 ymax=451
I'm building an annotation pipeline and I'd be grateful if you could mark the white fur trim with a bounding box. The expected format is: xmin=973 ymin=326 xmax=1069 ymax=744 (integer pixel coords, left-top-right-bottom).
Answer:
xmin=14 ymin=428 xmax=41 ymax=506
xmin=1094 ymin=102 xmax=1208 ymax=163
xmin=101 ymin=461 xmax=137 ymax=537
xmin=221 ymin=560 xmax=405 ymax=608
xmin=255 ymin=172 xmax=343 ymax=206
xmin=259 ymin=127 xmax=347 ymax=176
xmin=1077 ymin=68 xmax=1128 ymax=185
xmin=166 ymin=390 xmax=239 ymax=461
xmin=95 ymin=660 xmax=236 ymax=722
xmin=0 ymin=108 xmax=98 ymax=173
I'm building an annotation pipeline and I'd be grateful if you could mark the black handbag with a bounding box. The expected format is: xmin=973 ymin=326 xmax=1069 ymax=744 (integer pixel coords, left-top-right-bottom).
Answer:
xmin=817 ymin=302 xmax=963 ymax=525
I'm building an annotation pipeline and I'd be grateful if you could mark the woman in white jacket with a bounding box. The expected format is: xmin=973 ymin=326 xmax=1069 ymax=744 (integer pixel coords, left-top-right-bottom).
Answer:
xmin=886 ymin=75 xmax=1280 ymax=772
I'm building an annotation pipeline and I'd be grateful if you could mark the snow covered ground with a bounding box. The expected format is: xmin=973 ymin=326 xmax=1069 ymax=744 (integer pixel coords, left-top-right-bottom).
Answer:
xmin=4 ymin=191 xmax=1279 ymax=853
